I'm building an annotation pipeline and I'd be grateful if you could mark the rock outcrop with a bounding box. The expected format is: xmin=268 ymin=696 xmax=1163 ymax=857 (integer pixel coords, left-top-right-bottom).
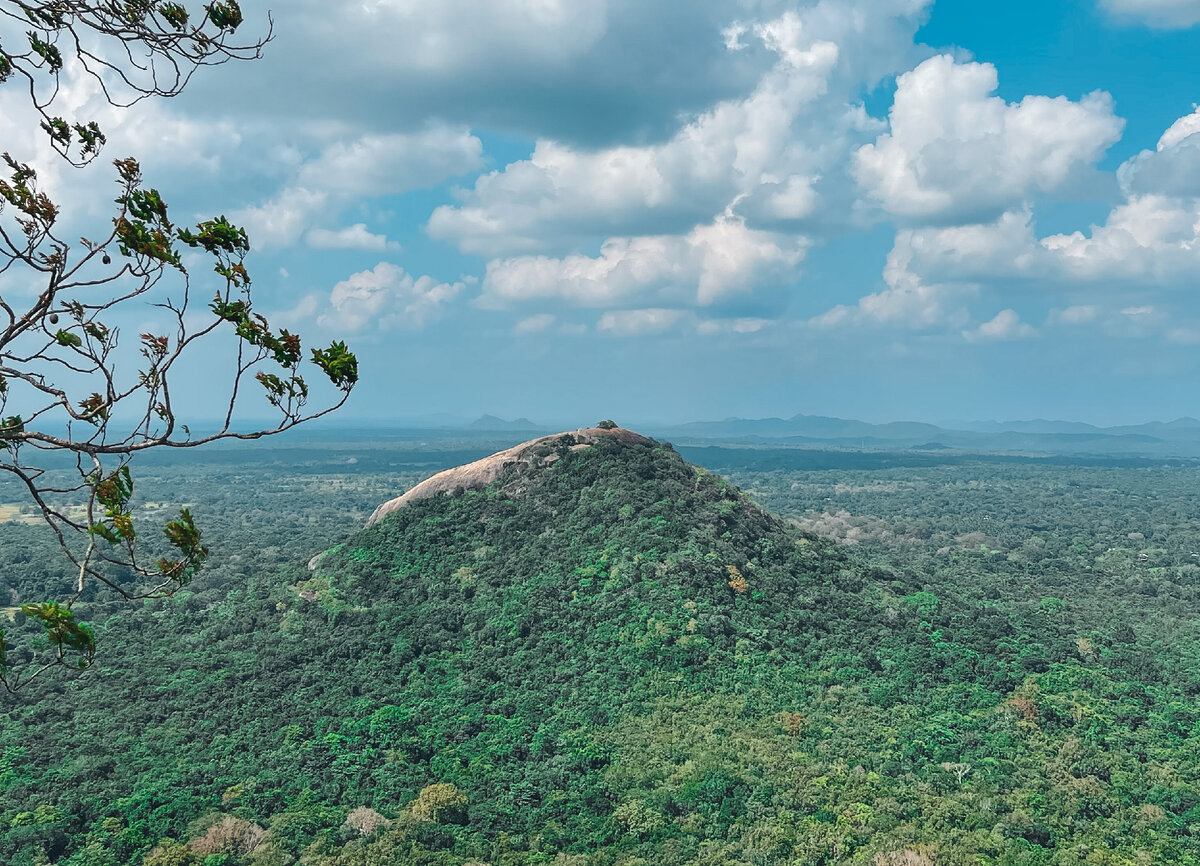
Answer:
xmin=365 ymin=426 xmax=654 ymax=526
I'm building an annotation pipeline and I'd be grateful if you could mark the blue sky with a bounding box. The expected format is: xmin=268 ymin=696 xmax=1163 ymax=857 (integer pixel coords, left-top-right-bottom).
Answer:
xmin=7 ymin=0 xmax=1200 ymax=427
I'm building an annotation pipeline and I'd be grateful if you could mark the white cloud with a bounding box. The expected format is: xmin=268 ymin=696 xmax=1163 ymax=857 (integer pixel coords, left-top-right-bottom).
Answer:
xmin=303 ymin=0 xmax=610 ymax=74
xmin=274 ymin=292 xmax=321 ymax=327
xmin=811 ymin=229 xmax=974 ymax=330
xmin=822 ymin=94 xmax=1200 ymax=341
xmin=236 ymin=126 xmax=482 ymax=249
xmin=1033 ymin=106 xmax=1200 ymax=289
xmin=863 ymin=185 xmax=1200 ymax=296
xmin=1167 ymin=326 xmax=1200 ymax=344
xmin=884 ymin=209 xmax=1042 ymax=284
xmin=1100 ymin=0 xmax=1200 ymax=28
xmin=235 ymin=188 xmax=330 ymax=250
xmin=213 ymin=0 xmax=896 ymax=150
xmin=0 ymin=55 xmax=247 ymax=229
xmin=306 ymin=224 xmax=400 ymax=252
xmin=429 ymin=14 xmax=841 ymax=257
xmin=1045 ymin=304 xmax=1179 ymax=338
xmin=1048 ymin=305 xmax=1099 ymax=325
xmin=1041 ymin=195 xmax=1200 ymax=282
xmin=1118 ymin=106 xmax=1200 ymax=197
xmin=1159 ymin=106 xmax=1200 ymax=150
xmin=307 ymin=263 xmax=463 ymax=332
xmin=513 ymin=313 xmax=557 ymax=335
xmin=963 ymin=309 xmax=1036 ymax=342
xmin=855 ymin=55 xmax=1123 ymax=222
xmin=423 ymin=0 xmax=945 ymax=260
xmin=597 ymin=308 xmax=686 ymax=336
xmin=812 ymin=142 xmax=1200 ymax=338
xmin=296 ymin=127 xmax=483 ymax=197
xmin=479 ymin=212 xmax=806 ymax=309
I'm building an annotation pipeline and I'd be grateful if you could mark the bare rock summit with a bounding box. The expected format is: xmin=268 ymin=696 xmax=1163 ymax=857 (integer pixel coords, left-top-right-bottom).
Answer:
xmin=365 ymin=425 xmax=654 ymax=527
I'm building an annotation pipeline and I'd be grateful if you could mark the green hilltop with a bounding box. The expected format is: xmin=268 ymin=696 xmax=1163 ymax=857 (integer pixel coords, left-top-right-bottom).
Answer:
xmin=3 ymin=430 xmax=1200 ymax=865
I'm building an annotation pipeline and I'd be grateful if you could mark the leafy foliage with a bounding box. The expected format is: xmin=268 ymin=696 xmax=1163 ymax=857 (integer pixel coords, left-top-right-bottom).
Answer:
xmin=0 ymin=1 xmax=357 ymax=690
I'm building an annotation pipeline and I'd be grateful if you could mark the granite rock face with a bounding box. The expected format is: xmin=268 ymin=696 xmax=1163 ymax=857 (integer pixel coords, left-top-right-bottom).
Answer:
xmin=365 ymin=426 xmax=654 ymax=526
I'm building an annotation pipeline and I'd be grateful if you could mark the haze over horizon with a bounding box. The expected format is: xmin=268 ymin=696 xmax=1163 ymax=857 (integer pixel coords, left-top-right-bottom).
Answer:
xmin=278 ymin=409 xmax=1200 ymax=440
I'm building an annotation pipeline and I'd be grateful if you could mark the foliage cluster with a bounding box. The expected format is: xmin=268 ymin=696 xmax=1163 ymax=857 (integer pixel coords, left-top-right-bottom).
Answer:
xmin=0 ymin=0 xmax=358 ymax=690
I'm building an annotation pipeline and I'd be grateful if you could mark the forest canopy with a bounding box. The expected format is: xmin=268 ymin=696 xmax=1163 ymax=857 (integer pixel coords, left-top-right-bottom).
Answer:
xmin=4 ymin=433 xmax=1200 ymax=864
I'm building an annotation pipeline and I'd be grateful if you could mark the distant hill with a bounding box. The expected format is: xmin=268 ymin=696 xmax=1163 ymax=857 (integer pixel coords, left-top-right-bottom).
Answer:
xmin=651 ymin=412 xmax=1200 ymax=456
xmin=466 ymin=413 xmax=542 ymax=431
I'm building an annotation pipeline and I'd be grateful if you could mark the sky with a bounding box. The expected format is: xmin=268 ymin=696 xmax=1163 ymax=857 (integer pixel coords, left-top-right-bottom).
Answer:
xmin=4 ymin=0 xmax=1200 ymax=427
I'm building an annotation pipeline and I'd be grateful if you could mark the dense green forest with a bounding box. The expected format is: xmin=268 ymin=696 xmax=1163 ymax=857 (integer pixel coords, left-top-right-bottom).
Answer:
xmin=4 ymin=432 xmax=1200 ymax=865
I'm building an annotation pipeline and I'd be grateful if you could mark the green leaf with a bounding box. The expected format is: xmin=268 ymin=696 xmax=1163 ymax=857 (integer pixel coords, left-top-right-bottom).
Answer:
xmin=88 ymin=522 xmax=121 ymax=544
xmin=158 ymin=2 xmax=189 ymax=31
xmin=158 ymin=508 xmax=208 ymax=584
xmin=19 ymin=603 xmax=95 ymax=658
xmin=178 ymin=215 xmax=249 ymax=255
xmin=311 ymin=341 xmax=358 ymax=390
xmin=205 ymin=1 xmax=244 ymax=31
xmin=0 ymin=415 xmax=23 ymax=439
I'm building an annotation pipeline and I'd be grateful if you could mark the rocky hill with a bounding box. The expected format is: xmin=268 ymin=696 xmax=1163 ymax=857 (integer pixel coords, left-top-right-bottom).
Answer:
xmin=366 ymin=425 xmax=654 ymax=525
xmin=4 ymin=430 xmax=1200 ymax=865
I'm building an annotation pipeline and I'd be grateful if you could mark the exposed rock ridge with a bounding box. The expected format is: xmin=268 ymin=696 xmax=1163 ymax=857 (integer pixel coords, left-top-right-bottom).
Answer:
xmin=366 ymin=426 xmax=654 ymax=526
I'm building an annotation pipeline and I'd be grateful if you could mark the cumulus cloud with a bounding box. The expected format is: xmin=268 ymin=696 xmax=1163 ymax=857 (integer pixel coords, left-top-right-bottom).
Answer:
xmin=597 ymin=308 xmax=686 ymax=336
xmin=237 ymin=188 xmax=331 ymax=250
xmin=1118 ymin=106 xmax=1200 ymax=197
xmin=427 ymin=0 xmax=938 ymax=259
xmin=811 ymin=230 xmax=975 ymax=330
xmin=288 ymin=263 xmax=465 ymax=332
xmin=0 ymin=54 xmax=247 ymax=231
xmin=236 ymin=126 xmax=483 ymax=249
xmin=864 ymin=189 xmax=1200 ymax=295
xmin=1047 ymin=305 xmax=1099 ymax=325
xmin=200 ymin=0 xmax=870 ymax=147
xmin=297 ymin=127 xmax=483 ymax=198
xmin=962 ymin=309 xmax=1036 ymax=342
xmin=513 ymin=313 xmax=557 ymax=335
xmin=479 ymin=213 xmax=807 ymax=310
xmin=1159 ymin=106 xmax=1200 ymax=150
xmin=896 ymin=107 xmax=1200 ymax=293
xmin=855 ymin=55 xmax=1123 ymax=222
xmin=429 ymin=13 xmax=842 ymax=256
xmin=305 ymin=224 xmax=400 ymax=252
xmin=820 ymin=100 xmax=1200 ymax=346
xmin=1040 ymin=196 xmax=1200 ymax=282
xmin=1099 ymin=0 xmax=1200 ymax=28
xmin=871 ymin=210 xmax=1043 ymax=288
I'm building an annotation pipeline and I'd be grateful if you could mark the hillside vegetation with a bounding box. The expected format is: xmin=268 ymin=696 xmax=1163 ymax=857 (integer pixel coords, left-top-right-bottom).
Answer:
xmin=3 ymin=434 xmax=1200 ymax=865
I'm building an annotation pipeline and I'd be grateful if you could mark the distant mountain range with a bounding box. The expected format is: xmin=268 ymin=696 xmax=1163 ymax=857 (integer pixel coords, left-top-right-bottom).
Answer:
xmin=466 ymin=414 xmax=541 ymax=431
xmin=306 ymin=412 xmax=1200 ymax=457
xmin=645 ymin=413 xmax=1200 ymax=457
